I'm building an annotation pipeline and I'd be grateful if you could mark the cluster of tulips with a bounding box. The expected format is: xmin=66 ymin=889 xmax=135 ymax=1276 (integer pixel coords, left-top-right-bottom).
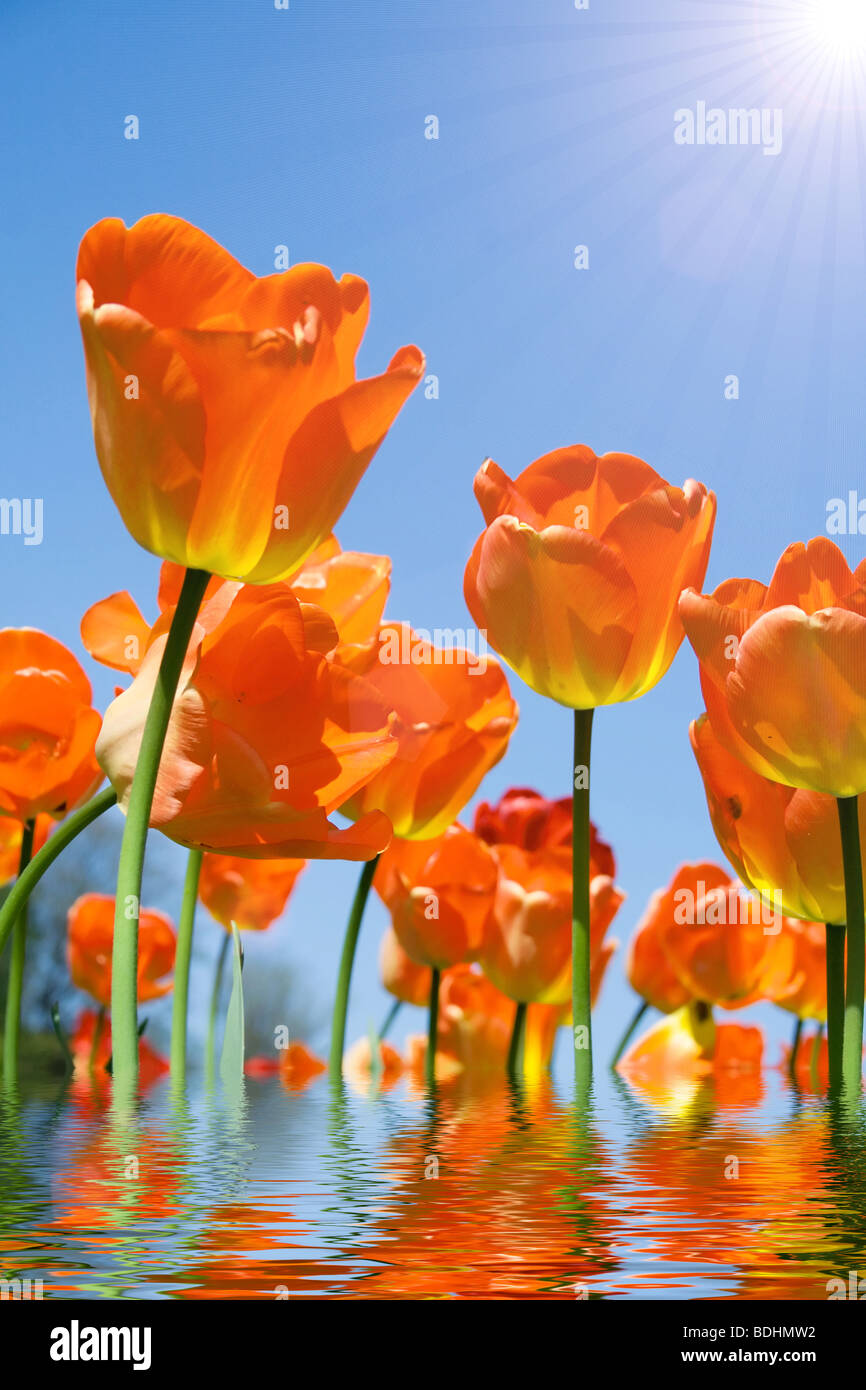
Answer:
xmin=0 ymin=211 xmax=864 ymax=1108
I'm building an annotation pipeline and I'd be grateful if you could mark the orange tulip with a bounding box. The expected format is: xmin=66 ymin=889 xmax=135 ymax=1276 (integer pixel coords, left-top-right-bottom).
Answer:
xmin=95 ymin=582 xmax=397 ymax=859
xmin=289 ymin=537 xmax=390 ymax=661
xmin=76 ymin=214 xmax=424 ymax=581
xmin=82 ymin=541 xmax=390 ymax=682
xmin=339 ymin=623 xmax=518 ymax=840
xmin=343 ymin=1036 xmax=404 ymax=1091
xmin=770 ymin=919 xmax=827 ymax=1024
xmin=0 ymin=815 xmax=51 ymax=883
xmin=654 ymin=863 xmax=798 ymax=1010
xmin=479 ymin=843 xmax=623 ymax=1005
xmin=198 ymin=853 xmax=305 ymax=932
xmin=626 ymin=899 xmax=692 ymax=1015
xmin=379 ymin=928 xmax=431 ymax=1007
xmin=474 ymin=784 xmax=616 ymax=875
xmin=464 ymin=446 xmax=716 ymax=708
xmin=279 ymin=1041 xmax=327 ymax=1091
xmin=376 ymin=823 xmax=498 ymax=970
xmin=690 ymin=712 xmax=865 ymax=926
xmin=406 ymin=964 xmax=516 ymax=1082
xmin=0 ymin=630 xmax=102 ymax=822
xmin=679 ymin=538 xmax=866 ymax=796
xmin=67 ymin=892 xmax=176 ymax=1007
xmin=618 ymin=1002 xmax=763 ymax=1089
xmin=618 ymin=1000 xmax=716 ymax=1078
xmin=69 ymin=1010 xmax=169 ymax=1088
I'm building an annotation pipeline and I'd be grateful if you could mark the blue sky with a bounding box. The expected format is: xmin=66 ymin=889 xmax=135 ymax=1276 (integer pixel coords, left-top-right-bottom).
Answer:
xmin=2 ymin=0 xmax=865 ymax=1068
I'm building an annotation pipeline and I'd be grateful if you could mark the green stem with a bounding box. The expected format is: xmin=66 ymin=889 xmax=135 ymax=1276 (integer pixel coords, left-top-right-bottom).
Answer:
xmin=110 ymin=566 xmax=209 ymax=1101
xmin=810 ymin=1026 xmax=823 ymax=1091
xmin=89 ymin=1005 xmax=106 ymax=1075
xmin=206 ymin=931 xmax=231 ymax=1089
xmin=506 ymin=1000 xmax=527 ymax=1078
xmin=3 ymin=820 xmax=35 ymax=1086
xmin=329 ymin=854 xmax=379 ymax=1082
xmin=0 ymin=789 xmax=116 ymax=962
xmin=378 ymin=997 xmax=402 ymax=1041
xmin=789 ymin=1015 xmax=803 ymax=1080
xmin=825 ymin=922 xmax=846 ymax=1092
xmin=837 ymin=796 xmax=864 ymax=1097
xmin=170 ymin=848 xmax=203 ymax=1082
xmin=571 ymin=707 xmax=594 ymax=1092
xmin=425 ymin=967 xmax=440 ymax=1088
xmin=50 ymin=1003 xmax=74 ymax=1075
xmin=611 ymin=999 xmax=649 ymax=1069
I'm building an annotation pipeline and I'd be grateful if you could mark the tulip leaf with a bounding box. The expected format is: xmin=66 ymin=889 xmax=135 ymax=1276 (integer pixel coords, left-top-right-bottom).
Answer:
xmin=219 ymin=924 xmax=245 ymax=1091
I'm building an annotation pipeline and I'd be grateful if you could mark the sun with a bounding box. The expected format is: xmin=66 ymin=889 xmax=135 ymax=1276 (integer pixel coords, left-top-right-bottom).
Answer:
xmin=803 ymin=0 xmax=866 ymax=60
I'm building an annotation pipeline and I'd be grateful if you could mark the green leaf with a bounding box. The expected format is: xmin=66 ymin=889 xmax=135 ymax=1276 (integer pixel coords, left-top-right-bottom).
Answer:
xmin=219 ymin=923 xmax=245 ymax=1093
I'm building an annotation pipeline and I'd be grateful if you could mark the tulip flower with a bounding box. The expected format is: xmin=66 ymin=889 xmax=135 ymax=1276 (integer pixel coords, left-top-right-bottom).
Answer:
xmin=96 ymin=583 xmax=396 ymax=861
xmin=651 ymin=863 xmax=798 ymax=1010
xmin=340 ymin=624 xmax=518 ymax=841
xmin=626 ymin=906 xmax=692 ymax=1016
xmin=406 ymin=964 xmax=516 ymax=1084
xmin=0 ymin=631 xmax=104 ymax=1082
xmin=379 ymin=927 xmax=431 ymax=1008
xmin=343 ymin=1036 xmax=404 ymax=1093
xmin=464 ymin=448 xmax=716 ymax=710
xmin=690 ymin=712 xmax=858 ymax=1086
xmin=76 ymin=213 xmax=422 ymax=1099
xmin=680 ymin=538 xmax=866 ymax=1093
xmin=377 ymin=824 xmax=499 ymax=971
xmin=479 ymin=843 xmax=624 ymax=1021
xmin=94 ymin=582 xmax=399 ymax=1094
xmin=771 ymin=919 xmax=827 ymax=1026
xmin=617 ymin=1001 xmax=763 ymax=1109
xmin=279 ymin=1042 xmax=328 ymax=1092
xmin=329 ymin=622 xmax=518 ymax=1081
xmin=464 ymin=445 xmax=715 ymax=1085
xmin=474 ymin=785 xmax=616 ymax=876
xmin=0 ymin=816 xmax=50 ymax=885
xmin=67 ymin=892 xmax=175 ymax=1010
xmin=76 ymin=214 xmax=423 ymax=582
xmin=81 ymin=541 xmax=390 ymax=683
xmin=0 ymin=630 xmax=102 ymax=823
xmin=612 ymin=890 xmax=694 ymax=1067
xmin=198 ymin=853 xmax=305 ymax=933
xmin=69 ymin=1010 xmax=169 ymax=1088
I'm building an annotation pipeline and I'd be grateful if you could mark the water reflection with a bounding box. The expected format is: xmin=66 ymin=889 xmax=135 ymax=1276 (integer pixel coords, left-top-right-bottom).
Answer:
xmin=0 ymin=1067 xmax=865 ymax=1299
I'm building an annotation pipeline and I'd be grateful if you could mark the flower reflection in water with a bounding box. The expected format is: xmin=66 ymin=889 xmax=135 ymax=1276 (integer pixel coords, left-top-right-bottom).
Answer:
xmin=0 ymin=1069 xmax=865 ymax=1300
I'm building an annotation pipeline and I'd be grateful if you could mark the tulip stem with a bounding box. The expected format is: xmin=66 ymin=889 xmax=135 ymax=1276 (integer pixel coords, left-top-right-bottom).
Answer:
xmin=789 ymin=1016 xmax=803 ymax=1079
xmin=837 ymin=796 xmax=864 ymax=1097
xmin=506 ymin=1001 xmax=527 ymax=1078
xmin=571 ymin=707 xmax=595 ymax=1093
xmin=0 ymin=789 xmax=117 ymax=963
xmin=206 ymin=931 xmax=231 ymax=1088
xmin=110 ymin=566 xmax=210 ymax=1103
xmin=825 ymin=922 xmax=846 ymax=1092
xmin=2 ymin=820 xmax=35 ymax=1086
xmin=89 ymin=1006 xmax=106 ymax=1075
xmin=378 ymin=998 xmax=402 ymax=1041
xmin=329 ymin=854 xmax=380 ymax=1082
xmin=810 ymin=1026 xmax=823 ymax=1091
xmin=611 ymin=999 xmax=649 ymax=1069
xmin=170 ymin=848 xmax=203 ymax=1082
xmin=425 ymin=967 xmax=440 ymax=1088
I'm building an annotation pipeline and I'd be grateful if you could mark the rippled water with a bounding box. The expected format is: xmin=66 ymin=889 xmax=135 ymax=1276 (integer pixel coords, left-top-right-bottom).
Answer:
xmin=2 ymin=1066 xmax=865 ymax=1300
